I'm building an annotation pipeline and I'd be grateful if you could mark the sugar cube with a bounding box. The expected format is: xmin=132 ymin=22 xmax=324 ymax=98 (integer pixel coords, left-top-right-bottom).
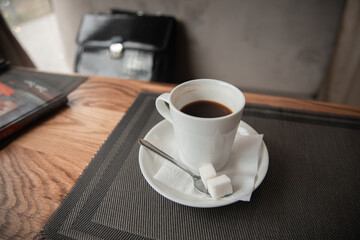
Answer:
xmin=199 ymin=163 xmax=216 ymax=189
xmin=207 ymin=175 xmax=233 ymax=199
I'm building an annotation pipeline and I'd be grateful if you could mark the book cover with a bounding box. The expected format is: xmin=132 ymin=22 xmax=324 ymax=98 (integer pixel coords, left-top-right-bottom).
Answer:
xmin=0 ymin=68 xmax=87 ymax=147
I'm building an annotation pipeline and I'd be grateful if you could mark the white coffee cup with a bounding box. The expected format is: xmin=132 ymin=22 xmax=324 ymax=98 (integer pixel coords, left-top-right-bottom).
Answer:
xmin=156 ymin=79 xmax=246 ymax=174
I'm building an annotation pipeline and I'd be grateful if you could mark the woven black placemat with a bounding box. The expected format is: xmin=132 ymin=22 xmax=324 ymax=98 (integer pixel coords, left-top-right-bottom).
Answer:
xmin=41 ymin=92 xmax=360 ymax=239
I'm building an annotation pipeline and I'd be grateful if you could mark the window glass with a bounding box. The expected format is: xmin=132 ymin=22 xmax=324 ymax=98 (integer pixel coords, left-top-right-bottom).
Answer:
xmin=0 ymin=0 xmax=70 ymax=73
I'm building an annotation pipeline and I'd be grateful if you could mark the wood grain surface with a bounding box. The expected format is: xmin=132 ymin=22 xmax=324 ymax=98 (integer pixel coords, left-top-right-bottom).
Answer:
xmin=1 ymin=73 xmax=359 ymax=239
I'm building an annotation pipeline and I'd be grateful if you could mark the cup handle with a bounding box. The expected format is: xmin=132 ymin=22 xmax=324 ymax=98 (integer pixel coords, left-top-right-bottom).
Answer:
xmin=155 ymin=93 xmax=173 ymax=124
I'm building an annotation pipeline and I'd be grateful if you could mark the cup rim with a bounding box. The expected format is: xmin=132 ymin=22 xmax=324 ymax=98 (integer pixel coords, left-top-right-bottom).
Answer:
xmin=169 ymin=79 xmax=245 ymax=121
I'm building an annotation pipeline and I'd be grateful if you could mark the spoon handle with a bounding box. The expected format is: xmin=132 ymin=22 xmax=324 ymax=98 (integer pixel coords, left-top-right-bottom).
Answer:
xmin=138 ymin=139 xmax=198 ymax=178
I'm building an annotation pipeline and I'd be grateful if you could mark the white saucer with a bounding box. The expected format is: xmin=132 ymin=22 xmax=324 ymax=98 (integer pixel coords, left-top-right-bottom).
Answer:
xmin=139 ymin=120 xmax=269 ymax=208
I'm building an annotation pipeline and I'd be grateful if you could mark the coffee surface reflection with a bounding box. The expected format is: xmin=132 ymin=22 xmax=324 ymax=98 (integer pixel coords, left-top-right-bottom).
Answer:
xmin=180 ymin=100 xmax=232 ymax=118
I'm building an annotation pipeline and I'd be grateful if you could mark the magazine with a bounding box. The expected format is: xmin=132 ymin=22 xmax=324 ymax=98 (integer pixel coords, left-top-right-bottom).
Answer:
xmin=0 ymin=68 xmax=87 ymax=147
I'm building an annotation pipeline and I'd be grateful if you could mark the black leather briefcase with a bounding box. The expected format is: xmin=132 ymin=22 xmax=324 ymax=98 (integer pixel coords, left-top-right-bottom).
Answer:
xmin=74 ymin=9 xmax=177 ymax=83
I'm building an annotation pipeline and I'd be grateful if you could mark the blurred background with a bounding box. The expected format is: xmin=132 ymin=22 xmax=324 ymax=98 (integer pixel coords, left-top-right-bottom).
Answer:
xmin=0 ymin=0 xmax=359 ymax=106
xmin=0 ymin=0 xmax=70 ymax=73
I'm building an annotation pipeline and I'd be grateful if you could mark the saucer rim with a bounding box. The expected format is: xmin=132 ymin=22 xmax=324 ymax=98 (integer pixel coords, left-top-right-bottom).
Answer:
xmin=138 ymin=120 xmax=269 ymax=208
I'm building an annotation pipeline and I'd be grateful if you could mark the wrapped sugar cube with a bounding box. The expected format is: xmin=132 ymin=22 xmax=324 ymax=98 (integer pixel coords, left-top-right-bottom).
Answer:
xmin=207 ymin=175 xmax=233 ymax=199
xmin=199 ymin=163 xmax=216 ymax=189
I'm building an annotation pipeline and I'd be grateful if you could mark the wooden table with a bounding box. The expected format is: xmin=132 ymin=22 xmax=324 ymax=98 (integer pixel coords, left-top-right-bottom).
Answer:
xmin=1 ymin=74 xmax=360 ymax=239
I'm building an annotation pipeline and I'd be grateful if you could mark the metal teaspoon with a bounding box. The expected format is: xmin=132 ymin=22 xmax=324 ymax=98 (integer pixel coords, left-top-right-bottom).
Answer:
xmin=138 ymin=139 xmax=210 ymax=196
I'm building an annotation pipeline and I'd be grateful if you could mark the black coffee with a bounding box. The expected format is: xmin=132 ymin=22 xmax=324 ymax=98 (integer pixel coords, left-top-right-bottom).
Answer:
xmin=180 ymin=100 xmax=232 ymax=118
